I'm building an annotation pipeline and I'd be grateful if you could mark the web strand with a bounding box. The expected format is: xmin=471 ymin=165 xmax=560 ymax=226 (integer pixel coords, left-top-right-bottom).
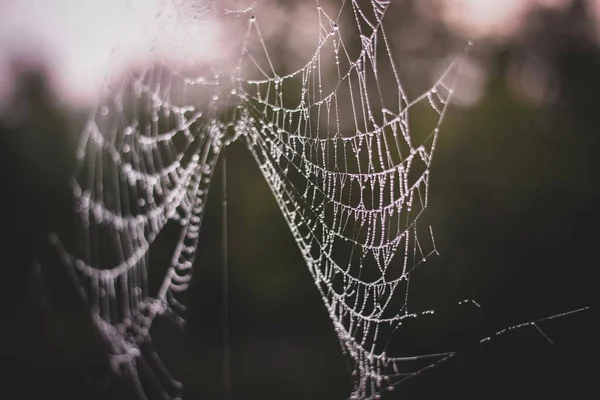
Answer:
xmin=42 ymin=1 xmax=589 ymax=400
xmin=221 ymin=149 xmax=231 ymax=399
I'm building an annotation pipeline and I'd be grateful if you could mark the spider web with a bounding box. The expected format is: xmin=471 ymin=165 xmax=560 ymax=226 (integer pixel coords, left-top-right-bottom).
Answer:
xmin=43 ymin=1 xmax=581 ymax=399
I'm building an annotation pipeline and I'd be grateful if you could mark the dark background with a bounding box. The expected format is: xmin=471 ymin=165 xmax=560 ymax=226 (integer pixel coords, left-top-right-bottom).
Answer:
xmin=0 ymin=1 xmax=596 ymax=399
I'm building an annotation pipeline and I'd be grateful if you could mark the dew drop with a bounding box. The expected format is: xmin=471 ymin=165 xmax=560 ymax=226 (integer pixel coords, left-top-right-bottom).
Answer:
xmin=73 ymin=185 xmax=82 ymax=197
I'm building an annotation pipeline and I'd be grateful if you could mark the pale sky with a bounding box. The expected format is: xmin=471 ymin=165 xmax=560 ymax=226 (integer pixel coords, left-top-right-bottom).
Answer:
xmin=0 ymin=0 xmax=596 ymax=109
xmin=0 ymin=0 xmax=225 ymax=106
xmin=434 ymin=0 xmax=572 ymax=38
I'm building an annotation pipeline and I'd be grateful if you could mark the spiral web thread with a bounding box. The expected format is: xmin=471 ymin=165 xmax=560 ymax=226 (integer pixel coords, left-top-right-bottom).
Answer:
xmin=45 ymin=1 xmax=582 ymax=399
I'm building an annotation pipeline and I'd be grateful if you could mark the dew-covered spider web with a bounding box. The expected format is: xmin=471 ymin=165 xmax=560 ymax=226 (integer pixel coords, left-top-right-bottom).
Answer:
xmin=44 ymin=1 xmax=588 ymax=399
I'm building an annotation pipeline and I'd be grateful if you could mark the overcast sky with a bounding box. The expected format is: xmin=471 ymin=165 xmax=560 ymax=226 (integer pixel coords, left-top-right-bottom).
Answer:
xmin=0 ymin=0 xmax=596 ymax=108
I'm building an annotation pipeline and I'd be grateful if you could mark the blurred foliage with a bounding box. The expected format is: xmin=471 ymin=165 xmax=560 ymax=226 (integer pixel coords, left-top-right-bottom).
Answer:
xmin=0 ymin=1 xmax=596 ymax=399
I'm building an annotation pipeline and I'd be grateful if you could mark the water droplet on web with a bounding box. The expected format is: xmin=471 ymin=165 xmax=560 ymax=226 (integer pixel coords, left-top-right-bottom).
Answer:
xmin=52 ymin=9 xmax=476 ymax=400
xmin=73 ymin=185 xmax=82 ymax=197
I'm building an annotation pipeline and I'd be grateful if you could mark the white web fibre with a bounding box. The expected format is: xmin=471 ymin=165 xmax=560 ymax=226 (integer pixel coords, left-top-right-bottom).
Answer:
xmin=46 ymin=1 xmax=515 ymax=399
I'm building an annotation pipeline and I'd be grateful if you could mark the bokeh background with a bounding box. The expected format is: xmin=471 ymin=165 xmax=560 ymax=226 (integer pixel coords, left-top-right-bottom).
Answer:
xmin=0 ymin=1 xmax=596 ymax=399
